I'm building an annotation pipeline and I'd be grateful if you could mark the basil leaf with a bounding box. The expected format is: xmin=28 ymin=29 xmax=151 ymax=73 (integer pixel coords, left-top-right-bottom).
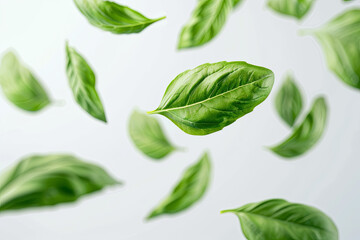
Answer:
xmin=267 ymin=0 xmax=315 ymax=20
xmin=270 ymin=97 xmax=327 ymax=158
xmin=147 ymin=152 xmax=211 ymax=220
xmin=149 ymin=61 xmax=274 ymax=135
xmin=129 ymin=109 xmax=178 ymax=160
xmin=66 ymin=42 xmax=107 ymax=122
xmin=74 ymin=0 xmax=165 ymax=34
xmin=232 ymin=0 xmax=243 ymax=8
xmin=221 ymin=199 xmax=338 ymax=240
xmin=0 ymin=154 xmax=120 ymax=213
xmin=178 ymin=0 xmax=233 ymax=49
xmin=0 ymin=51 xmax=51 ymax=112
xmin=275 ymin=74 xmax=303 ymax=127
xmin=305 ymin=9 xmax=360 ymax=89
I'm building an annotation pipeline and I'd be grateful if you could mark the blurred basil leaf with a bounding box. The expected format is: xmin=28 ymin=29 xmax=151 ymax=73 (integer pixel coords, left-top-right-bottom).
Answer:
xmin=178 ymin=0 xmax=233 ymax=49
xmin=74 ymin=0 xmax=165 ymax=34
xmin=275 ymin=74 xmax=303 ymax=127
xmin=305 ymin=9 xmax=360 ymax=89
xmin=149 ymin=61 xmax=274 ymax=135
xmin=270 ymin=96 xmax=327 ymax=158
xmin=147 ymin=152 xmax=211 ymax=220
xmin=66 ymin=42 xmax=107 ymax=122
xmin=0 ymin=51 xmax=51 ymax=112
xmin=0 ymin=154 xmax=120 ymax=213
xmin=222 ymin=199 xmax=338 ymax=240
xmin=129 ymin=109 xmax=179 ymax=160
xmin=267 ymin=0 xmax=315 ymax=20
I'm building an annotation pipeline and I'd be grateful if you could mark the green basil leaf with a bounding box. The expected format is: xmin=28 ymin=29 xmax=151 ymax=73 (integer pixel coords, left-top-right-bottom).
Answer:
xmin=275 ymin=74 xmax=303 ymax=127
xmin=147 ymin=152 xmax=211 ymax=220
xmin=304 ymin=9 xmax=360 ymax=89
xmin=66 ymin=42 xmax=107 ymax=122
xmin=74 ymin=0 xmax=165 ymax=34
xmin=0 ymin=51 xmax=51 ymax=112
xmin=270 ymin=96 xmax=327 ymax=158
xmin=178 ymin=0 xmax=233 ymax=49
xmin=128 ymin=109 xmax=179 ymax=160
xmin=0 ymin=154 xmax=120 ymax=213
xmin=267 ymin=0 xmax=315 ymax=20
xmin=149 ymin=61 xmax=274 ymax=135
xmin=221 ymin=199 xmax=338 ymax=240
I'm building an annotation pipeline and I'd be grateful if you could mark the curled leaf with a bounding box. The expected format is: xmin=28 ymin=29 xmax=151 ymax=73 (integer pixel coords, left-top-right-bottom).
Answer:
xmin=147 ymin=152 xmax=211 ymax=220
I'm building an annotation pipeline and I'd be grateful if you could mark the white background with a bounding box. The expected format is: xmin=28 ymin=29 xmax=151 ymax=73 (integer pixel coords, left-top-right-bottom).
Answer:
xmin=0 ymin=0 xmax=359 ymax=239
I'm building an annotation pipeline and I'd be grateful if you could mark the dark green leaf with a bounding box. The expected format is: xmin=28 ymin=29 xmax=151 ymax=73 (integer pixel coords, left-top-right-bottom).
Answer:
xmin=305 ymin=9 xmax=360 ymax=89
xmin=0 ymin=154 xmax=120 ymax=213
xmin=149 ymin=61 xmax=274 ymax=135
xmin=221 ymin=199 xmax=338 ymax=240
xmin=66 ymin=42 xmax=107 ymax=122
xmin=128 ymin=109 xmax=178 ymax=160
xmin=275 ymin=74 xmax=303 ymax=127
xmin=178 ymin=0 xmax=233 ymax=49
xmin=0 ymin=51 xmax=51 ymax=112
xmin=270 ymin=97 xmax=327 ymax=158
xmin=74 ymin=0 xmax=165 ymax=34
xmin=147 ymin=152 xmax=211 ymax=220
xmin=267 ymin=0 xmax=315 ymax=20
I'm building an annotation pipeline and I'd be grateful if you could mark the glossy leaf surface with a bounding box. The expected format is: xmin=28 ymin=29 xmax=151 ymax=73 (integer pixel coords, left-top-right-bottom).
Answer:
xmin=147 ymin=152 xmax=211 ymax=219
xmin=150 ymin=61 xmax=274 ymax=135
xmin=222 ymin=199 xmax=338 ymax=240
xmin=74 ymin=0 xmax=165 ymax=34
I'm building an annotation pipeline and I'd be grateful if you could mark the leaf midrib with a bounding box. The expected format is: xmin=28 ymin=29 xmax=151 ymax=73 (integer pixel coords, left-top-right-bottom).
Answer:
xmin=151 ymin=74 xmax=272 ymax=114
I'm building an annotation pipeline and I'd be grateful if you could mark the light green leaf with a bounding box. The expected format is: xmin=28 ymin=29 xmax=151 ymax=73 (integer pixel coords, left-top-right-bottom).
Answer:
xmin=221 ymin=199 xmax=338 ymax=240
xmin=304 ymin=9 xmax=360 ymax=89
xmin=178 ymin=0 xmax=233 ymax=49
xmin=275 ymin=74 xmax=303 ymax=127
xmin=270 ymin=96 xmax=327 ymax=158
xmin=0 ymin=154 xmax=120 ymax=213
xmin=128 ymin=109 xmax=178 ymax=160
xmin=147 ymin=152 xmax=211 ymax=220
xmin=74 ymin=0 xmax=165 ymax=34
xmin=149 ymin=61 xmax=274 ymax=135
xmin=267 ymin=0 xmax=315 ymax=20
xmin=66 ymin=42 xmax=106 ymax=122
xmin=0 ymin=51 xmax=51 ymax=112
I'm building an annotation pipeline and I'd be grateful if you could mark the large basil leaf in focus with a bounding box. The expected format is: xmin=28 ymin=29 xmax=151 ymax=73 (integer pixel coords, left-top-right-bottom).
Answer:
xmin=149 ymin=61 xmax=274 ymax=135
xmin=0 ymin=51 xmax=51 ymax=112
xmin=147 ymin=152 xmax=211 ymax=220
xmin=74 ymin=0 xmax=165 ymax=34
xmin=306 ymin=9 xmax=360 ymax=89
xmin=221 ymin=199 xmax=338 ymax=240
xmin=267 ymin=0 xmax=315 ymax=20
xmin=66 ymin=43 xmax=107 ymax=122
xmin=178 ymin=0 xmax=233 ymax=49
xmin=270 ymin=97 xmax=327 ymax=158
xmin=275 ymin=74 xmax=303 ymax=127
xmin=129 ymin=109 xmax=178 ymax=160
xmin=0 ymin=154 xmax=120 ymax=213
